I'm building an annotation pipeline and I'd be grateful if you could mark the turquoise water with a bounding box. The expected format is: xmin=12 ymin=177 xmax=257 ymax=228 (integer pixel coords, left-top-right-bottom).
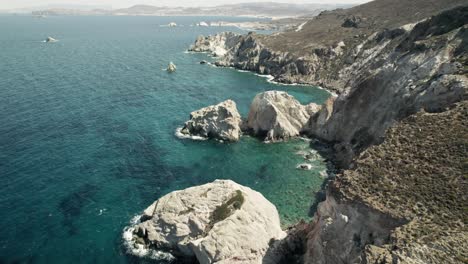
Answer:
xmin=0 ymin=15 xmax=330 ymax=263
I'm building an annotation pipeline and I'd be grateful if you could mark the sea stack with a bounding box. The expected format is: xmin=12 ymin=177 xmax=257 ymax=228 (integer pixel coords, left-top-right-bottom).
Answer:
xmin=180 ymin=100 xmax=242 ymax=142
xmin=123 ymin=180 xmax=286 ymax=263
xmin=247 ymin=91 xmax=321 ymax=141
xmin=167 ymin=62 xmax=176 ymax=73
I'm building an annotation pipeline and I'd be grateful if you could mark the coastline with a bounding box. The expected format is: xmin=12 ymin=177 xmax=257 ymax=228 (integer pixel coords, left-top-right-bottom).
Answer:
xmin=182 ymin=3 xmax=468 ymax=263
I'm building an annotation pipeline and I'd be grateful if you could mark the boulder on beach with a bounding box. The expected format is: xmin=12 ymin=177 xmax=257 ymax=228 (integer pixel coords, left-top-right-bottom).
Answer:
xmin=180 ymin=99 xmax=243 ymax=142
xmin=247 ymin=91 xmax=321 ymax=141
xmin=123 ymin=180 xmax=286 ymax=264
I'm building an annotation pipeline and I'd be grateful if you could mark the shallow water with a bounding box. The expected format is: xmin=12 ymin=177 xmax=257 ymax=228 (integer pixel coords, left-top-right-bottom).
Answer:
xmin=0 ymin=15 xmax=330 ymax=263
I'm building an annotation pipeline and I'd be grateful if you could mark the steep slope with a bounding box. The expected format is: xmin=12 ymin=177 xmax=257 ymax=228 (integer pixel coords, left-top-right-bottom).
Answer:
xmin=191 ymin=0 xmax=467 ymax=91
xmin=305 ymin=101 xmax=468 ymax=264
xmin=188 ymin=1 xmax=468 ymax=263
xmin=191 ymin=3 xmax=467 ymax=167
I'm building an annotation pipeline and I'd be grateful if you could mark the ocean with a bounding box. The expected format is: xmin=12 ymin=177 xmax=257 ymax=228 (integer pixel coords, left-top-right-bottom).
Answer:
xmin=0 ymin=15 xmax=330 ymax=263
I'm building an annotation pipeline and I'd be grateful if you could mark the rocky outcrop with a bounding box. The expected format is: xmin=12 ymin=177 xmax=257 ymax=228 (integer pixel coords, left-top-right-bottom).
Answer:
xmin=304 ymin=101 xmax=468 ymax=264
xmin=190 ymin=7 xmax=467 ymax=164
xmin=166 ymin=62 xmax=176 ymax=73
xmin=189 ymin=32 xmax=243 ymax=57
xmin=247 ymin=91 xmax=321 ymax=141
xmin=305 ymin=6 xmax=468 ymax=167
xmin=182 ymin=3 xmax=468 ymax=264
xmin=180 ymin=100 xmax=242 ymax=142
xmin=123 ymin=180 xmax=286 ymax=263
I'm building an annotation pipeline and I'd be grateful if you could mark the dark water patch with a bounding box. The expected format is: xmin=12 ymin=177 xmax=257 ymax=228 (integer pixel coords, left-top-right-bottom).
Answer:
xmin=58 ymin=184 xmax=100 ymax=236
xmin=256 ymin=164 xmax=270 ymax=180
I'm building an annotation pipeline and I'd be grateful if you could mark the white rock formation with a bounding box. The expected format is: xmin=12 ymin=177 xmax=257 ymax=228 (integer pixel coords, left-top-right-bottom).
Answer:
xmin=45 ymin=36 xmax=58 ymax=43
xmin=189 ymin=32 xmax=242 ymax=57
xmin=180 ymin=100 xmax=242 ymax=142
xmin=167 ymin=62 xmax=177 ymax=73
xmin=247 ymin=91 xmax=321 ymax=141
xmin=124 ymin=180 xmax=286 ymax=263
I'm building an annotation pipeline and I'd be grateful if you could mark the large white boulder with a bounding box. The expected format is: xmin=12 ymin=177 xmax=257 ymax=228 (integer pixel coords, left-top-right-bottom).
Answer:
xmin=123 ymin=180 xmax=286 ymax=263
xmin=179 ymin=100 xmax=242 ymax=142
xmin=247 ymin=91 xmax=321 ymax=141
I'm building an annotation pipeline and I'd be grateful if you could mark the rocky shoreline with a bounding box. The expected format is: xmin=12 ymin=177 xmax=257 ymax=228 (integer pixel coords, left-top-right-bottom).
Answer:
xmin=189 ymin=5 xmax=468 ymax=167
xmin=125 ymin=1 xmax=467 ymax=263
xmin=178 ymin=91 xmax=323 ymax=142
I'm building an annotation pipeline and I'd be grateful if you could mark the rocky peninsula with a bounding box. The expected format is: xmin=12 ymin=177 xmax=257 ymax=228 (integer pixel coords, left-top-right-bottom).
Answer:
xmin=127 ymin=0 xmax=467 ymax=263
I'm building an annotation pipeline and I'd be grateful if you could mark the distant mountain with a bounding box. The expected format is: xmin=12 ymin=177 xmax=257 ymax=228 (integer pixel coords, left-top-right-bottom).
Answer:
xmin=30 ymin=2 xmax=354 ymax=18
xmin=8 ymin=4 xmax=110 ymax=14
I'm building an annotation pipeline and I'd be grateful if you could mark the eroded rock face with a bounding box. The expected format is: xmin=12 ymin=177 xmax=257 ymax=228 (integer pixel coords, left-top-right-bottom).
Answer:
xmin=123 ymin=180 xmax=286 ymax=263
xmin=180 ymin=100 xmax=242 ymax=142
xmin=303 ymin=6 xmax=468 ymax=167
xmin=189 ymin=32 xmax=242 ymax=57
xmin=247 ymin=91 xmax=321 ymax=141
xmin=305 ymin=101 xmax=468 ymax=264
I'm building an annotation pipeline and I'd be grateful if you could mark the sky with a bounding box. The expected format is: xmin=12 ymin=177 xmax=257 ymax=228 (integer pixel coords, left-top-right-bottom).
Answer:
xmin=0 ymin=0 xmax=371 ymax=10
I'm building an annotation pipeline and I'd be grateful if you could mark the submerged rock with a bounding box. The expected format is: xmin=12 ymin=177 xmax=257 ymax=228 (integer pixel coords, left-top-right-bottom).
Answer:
xmin=296 ymin=163 xmax=313 ymax=170
xmin=247 ymin=91 xmax=320 ymax=141
xmin=180 ymin=99 xmax=242 ymax=142
xmin=167 ymin=62 xmax=177 ymax=73
xmin=123 ymin=180 xmax=285 ymax=263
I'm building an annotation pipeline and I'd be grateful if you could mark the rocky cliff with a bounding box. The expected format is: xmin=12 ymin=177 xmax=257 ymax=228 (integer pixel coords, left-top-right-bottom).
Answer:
xmin=191 ymin=4 xmax=467 ymax=167
xmin=247 ymin=91 xmax=321 ymax=141
xmin=304 ymin=101 xmax=467 ymax=264
xmin=187 ymin=1 xmax=468 ymax=263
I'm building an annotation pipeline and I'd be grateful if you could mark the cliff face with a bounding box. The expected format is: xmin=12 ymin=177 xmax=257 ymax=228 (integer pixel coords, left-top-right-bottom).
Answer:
xmin=305 ymin=101 xmax=467 ymax=263
xmin=190 ymin=0 xmax=467 ymax=92
xmin=306 ymin=7 xmax=468 ymax=167
xmin=188 ymin=2 xmax=468 ymax=263
xmin=191 ymin=6 xmax=467 ymax=167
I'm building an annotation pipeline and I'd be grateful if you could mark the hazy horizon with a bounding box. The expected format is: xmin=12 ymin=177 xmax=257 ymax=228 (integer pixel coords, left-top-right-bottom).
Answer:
xmin=0 ymin=0 xmax=371 ymax=10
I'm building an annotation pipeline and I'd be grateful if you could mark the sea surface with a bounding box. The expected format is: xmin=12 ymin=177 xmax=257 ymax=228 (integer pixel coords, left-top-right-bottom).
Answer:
xmin=0 ymin=15 xmax=330 ymax=263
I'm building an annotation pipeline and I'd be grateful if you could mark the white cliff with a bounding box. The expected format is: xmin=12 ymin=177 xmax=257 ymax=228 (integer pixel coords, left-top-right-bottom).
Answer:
xmin=189 ymin=32 xmax=242 ymax=57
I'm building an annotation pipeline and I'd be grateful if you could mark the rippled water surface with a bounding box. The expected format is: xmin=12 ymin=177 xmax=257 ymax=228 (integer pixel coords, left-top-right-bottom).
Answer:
xmin=0 ymin=15 xmax=330 ymax=263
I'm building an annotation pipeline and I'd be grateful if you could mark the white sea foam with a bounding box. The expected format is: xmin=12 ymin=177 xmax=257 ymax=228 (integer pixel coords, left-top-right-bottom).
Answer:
xmin=122 ymin=215 xmax=176 ymax=261
xmin=175 ymin=127 xmax=208 ymax=141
